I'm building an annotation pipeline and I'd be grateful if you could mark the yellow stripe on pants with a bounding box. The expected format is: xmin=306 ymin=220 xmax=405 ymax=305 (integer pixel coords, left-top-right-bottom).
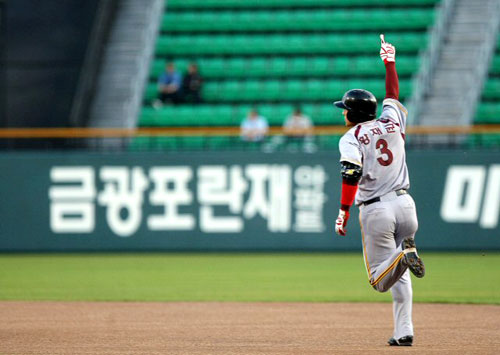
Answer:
xmin=370 ymin=252 xmax=405 ymax=287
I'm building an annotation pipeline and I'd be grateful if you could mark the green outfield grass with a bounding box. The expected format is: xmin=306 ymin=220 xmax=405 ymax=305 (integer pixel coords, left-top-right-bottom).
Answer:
xmin=0 ymin=253 xmax=499 ymax=304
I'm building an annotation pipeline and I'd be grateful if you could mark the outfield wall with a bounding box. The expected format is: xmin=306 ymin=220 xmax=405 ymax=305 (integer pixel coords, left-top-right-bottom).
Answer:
xmin=0 ymin=151 xmax=498 ymax=251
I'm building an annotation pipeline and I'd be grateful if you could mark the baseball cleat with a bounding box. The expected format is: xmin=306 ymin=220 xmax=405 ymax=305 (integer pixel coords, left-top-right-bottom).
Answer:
xmin=388 ymin=335 xmax=413 ymax=346
xmin=402 ymin=238 xmax=425 ymax=278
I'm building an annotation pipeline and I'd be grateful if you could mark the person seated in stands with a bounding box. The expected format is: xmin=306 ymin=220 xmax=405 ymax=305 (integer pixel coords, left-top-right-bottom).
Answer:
xmin=283 ymin=106 xmax=314 ymax=138
xmin=182 ymin=63 xmax=203 ymax=104
xmin=154 ymin=62 xmax=182 ymax=107
xmin=283 ymin=106 xmax=316 ymax=152
xmin=240 ymin=108 xmax=269 ymax=142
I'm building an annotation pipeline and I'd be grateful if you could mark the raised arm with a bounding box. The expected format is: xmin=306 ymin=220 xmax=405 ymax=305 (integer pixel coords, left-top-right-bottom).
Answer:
xmin=380 ymin=34 xmax=399 ymax=100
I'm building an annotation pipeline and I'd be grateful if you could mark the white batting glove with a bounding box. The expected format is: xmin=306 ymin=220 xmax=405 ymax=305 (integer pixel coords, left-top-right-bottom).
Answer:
xmin=380 ymin=34 xmax=396 ymax=64
xmin=335 ymin=209 xmax=350 ymax=236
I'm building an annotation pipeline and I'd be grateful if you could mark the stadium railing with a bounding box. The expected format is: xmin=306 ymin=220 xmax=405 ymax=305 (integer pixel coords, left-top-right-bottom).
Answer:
xmin=0 ymin=126 xmax=499 ymax=151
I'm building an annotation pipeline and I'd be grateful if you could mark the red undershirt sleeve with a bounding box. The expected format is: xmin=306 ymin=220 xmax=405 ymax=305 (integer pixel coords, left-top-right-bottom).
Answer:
xmin=385 ymin=62 xmax=399 ymax=100
xmin=340 ymin=179 xmax=358 ymax=212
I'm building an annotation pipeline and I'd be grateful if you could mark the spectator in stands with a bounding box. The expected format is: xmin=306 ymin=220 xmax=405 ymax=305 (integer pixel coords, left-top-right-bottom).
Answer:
xmin=283 ymin=106 xmax=316 ymax=152
xmin=182 ymin=63 xmax=203 ymax=104
xmin=283 ymin=106 xmax=314 ymax=138
xmin=154 ymin=62 xmax=182 ymax=107
xmin=240 ymin=108 xmax=269 ymax=142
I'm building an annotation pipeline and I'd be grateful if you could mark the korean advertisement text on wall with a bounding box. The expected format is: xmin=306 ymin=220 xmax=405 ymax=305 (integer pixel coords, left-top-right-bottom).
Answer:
xmin=49 ymin=164 xmax=328 ymax=237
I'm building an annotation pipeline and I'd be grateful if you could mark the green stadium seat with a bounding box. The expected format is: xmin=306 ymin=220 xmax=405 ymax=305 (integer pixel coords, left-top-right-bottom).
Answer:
xmin=199 ymin=58 xmax=227 ymax=77
xmin=325 ymin=81 xmax=345 ymax=96
xmin=490 ymin=56 xmax=500 ymax=75
xmin=140 ymin=107 xmax=157 ymax=125
xmin=316 ymin=105 xmax=345 ymax=124
xmin=306 ymin=80 xmax=328 ymax=101
xmin=241 ymin=81 xmax=263 ymax=101
xmin=482 ymin=79 xmax=500 ymax=100
xmin=476 ymin=103 xmax=500 ymax=124
xmin=262 ymin=81 xmax=283 ymax=101
xmin=227 ymin=58 xmax=249 ymax=76
xmin=257 ymin=104 xmax=277 ymax=124
xmin=144 ymin=84 xmax=157 ymax=102
xmin=288 ymin=58 xmax=310 ymax=76
xmin=277 ymin=105 xmax=295 ymax=123
xmin=310 ymin=57 xmax=331 ymax=76
xmin=268 ymin=58 xmax=288 ymax=76
xmin=216 ymin=106 xmax=236 ymax=125
xmin=284 ymin=81 xmax=304 ymax=101
xmin=194 ymin=106 xmax=217 ymax=126
xmin=177 ymin=106 xmax=198 ymax=125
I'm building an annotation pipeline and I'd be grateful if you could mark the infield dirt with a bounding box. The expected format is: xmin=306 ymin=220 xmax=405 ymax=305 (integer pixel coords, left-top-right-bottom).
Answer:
xmin=0 ymin=302 xmax=498 ymax=354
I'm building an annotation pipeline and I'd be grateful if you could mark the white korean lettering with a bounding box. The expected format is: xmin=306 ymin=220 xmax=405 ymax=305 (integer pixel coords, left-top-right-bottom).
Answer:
xmin=198 ymin=165 xmax=247 ymax=233
xmin=268 ymin=165 xmax=292 ymax=232
xmin=98 ymin=167 xmax=148 ymax=237
xmin=293 ymin=165 xmax=327 ymax=233
xmin=243 ymin=165 xmax=292 ymax=232
xmin=147 ymin=167 xmax=195 ymax=230
xmin=49 ymin=167 xmax=96 ymax=233
xmin=244 ymin=165 xmax=269 ymax=219
xmin=480 ymin=165 xmax=500 ymax=229
xmin=440 ymin=166 xmax=486 ymax=223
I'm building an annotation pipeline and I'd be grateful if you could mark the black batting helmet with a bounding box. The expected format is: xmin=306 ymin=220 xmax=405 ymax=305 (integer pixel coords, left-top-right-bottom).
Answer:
xmin=334 ymin=89 xmax=377 ymax=123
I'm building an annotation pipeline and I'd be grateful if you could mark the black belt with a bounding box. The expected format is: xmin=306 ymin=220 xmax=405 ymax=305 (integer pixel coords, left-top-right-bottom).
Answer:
xmin=362 ymin=189 xmax=408 ymax=206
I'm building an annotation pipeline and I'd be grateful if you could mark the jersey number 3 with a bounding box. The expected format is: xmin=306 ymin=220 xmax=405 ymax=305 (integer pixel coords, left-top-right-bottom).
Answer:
xmin=376 ymin=139 xmax=393 ymax=166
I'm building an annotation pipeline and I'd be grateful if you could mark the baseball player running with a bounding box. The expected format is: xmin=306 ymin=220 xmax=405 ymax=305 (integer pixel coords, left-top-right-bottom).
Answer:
xmin=333 ymin=35 xmax=425 ymax=347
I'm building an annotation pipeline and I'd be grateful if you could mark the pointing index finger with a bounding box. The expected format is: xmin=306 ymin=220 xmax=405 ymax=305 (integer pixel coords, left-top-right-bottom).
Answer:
xmin=380 ymin=34 xmax=385 ymax=44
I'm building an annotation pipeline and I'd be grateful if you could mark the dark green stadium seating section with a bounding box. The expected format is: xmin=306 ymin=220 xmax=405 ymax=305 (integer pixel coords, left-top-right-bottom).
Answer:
xmin=144 ymin=79 xmax=412 ymax=103
xmin=149 ymin=56 xmax=418 ymax=79
xmin=165 ymin=0 xmax=439 ymax=9
xmin=136 ymin=0 xmax=440 ymax=150
xmin=476 ymin=35 xmax=500 ymax=125
xmin=141 ymin=104 xmax=345 ymax=127
xmin=161 ymin=9 xmax=436 ymax=32
xmin=155 ymin=33 xmax=426 ymax=56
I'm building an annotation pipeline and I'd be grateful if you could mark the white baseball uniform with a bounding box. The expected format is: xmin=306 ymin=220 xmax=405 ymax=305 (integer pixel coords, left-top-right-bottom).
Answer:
xmin=339 ymin=98 xmax=418 ymax=340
